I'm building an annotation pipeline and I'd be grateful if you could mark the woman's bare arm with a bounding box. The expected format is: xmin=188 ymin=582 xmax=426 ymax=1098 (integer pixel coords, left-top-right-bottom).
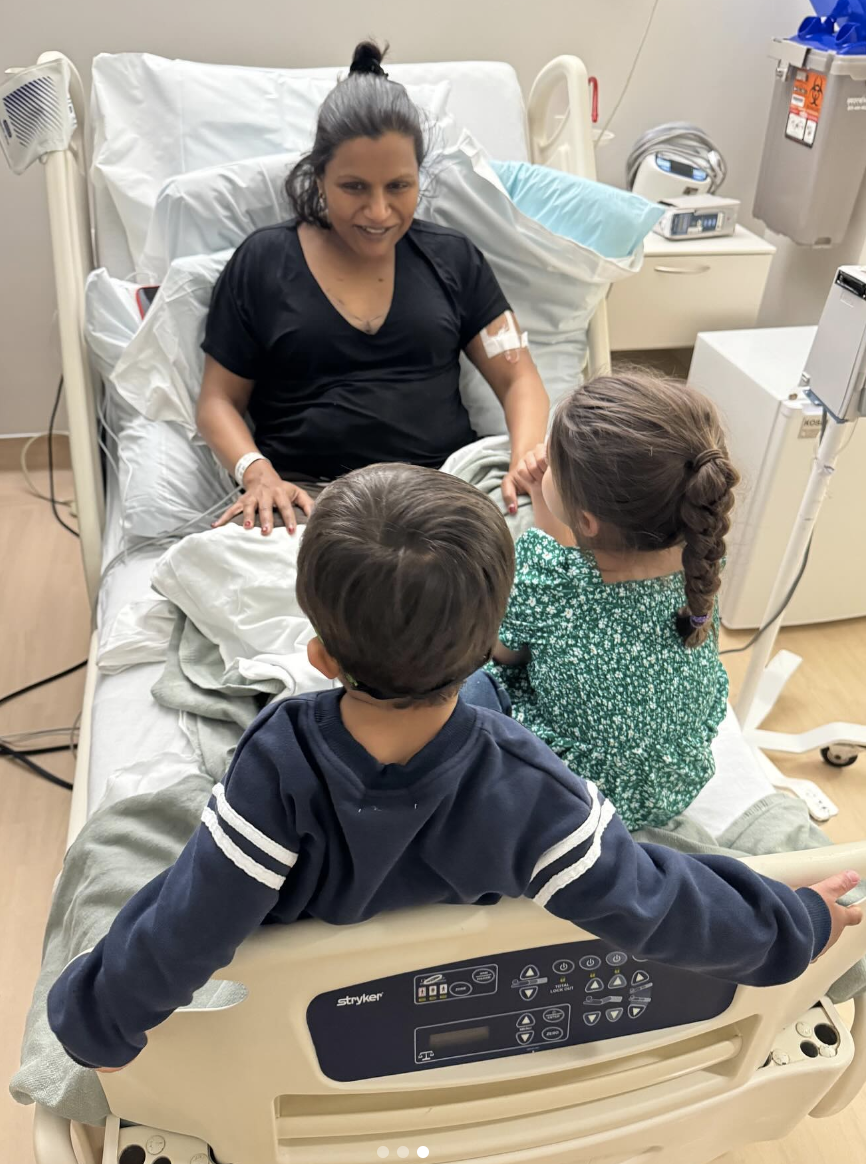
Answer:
xmin=464 ymin=315 xmax=549 ymax=514
xmin=197 ymin=356 xmax=313 ymax=535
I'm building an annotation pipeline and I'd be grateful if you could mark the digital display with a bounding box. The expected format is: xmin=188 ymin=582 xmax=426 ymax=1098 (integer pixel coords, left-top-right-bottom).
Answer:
xmin=429 ymin=1025 xmax=490 ymax=1051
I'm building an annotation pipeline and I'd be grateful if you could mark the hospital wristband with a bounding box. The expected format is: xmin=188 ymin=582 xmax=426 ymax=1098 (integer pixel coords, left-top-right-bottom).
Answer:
xmin=234 ymin=451 xmax=268 ymax=486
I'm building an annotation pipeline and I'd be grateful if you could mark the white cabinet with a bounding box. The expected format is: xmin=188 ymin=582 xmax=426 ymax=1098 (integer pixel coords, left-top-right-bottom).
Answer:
xmin=689 ymin=326 xmax=866 ymax=629
xmin=608 ymin=227 xmax=776 ymax=352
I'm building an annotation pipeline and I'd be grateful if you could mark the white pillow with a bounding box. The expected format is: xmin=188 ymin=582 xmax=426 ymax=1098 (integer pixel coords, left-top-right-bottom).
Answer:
xmin=84 ymin=266 xmax=233 ymax=541
xmin=423 ymin=132 xmax=645 ymax=434
xmin=90 ymin=52 xmax=451 ymax=271
xmin=140 ymin=154 xmax=300 ymax=283
xmin=117 ymin=415 xmax=234 ymax=542
xmin=111 ymin=251 xmax=231 ymax=436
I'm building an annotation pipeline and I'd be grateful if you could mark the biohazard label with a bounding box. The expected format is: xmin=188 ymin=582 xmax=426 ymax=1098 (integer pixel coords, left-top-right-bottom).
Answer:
xmin=785 ymin=69 xmax=825 ymax=147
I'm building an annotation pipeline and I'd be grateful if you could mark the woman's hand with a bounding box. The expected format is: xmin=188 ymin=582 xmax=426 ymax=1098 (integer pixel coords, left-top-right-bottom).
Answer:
xmin=212 ymin=460 xmax=314 ymax=535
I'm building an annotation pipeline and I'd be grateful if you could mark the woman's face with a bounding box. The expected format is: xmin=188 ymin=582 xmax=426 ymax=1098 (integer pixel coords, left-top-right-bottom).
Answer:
xmin=320 ymin=132 xmax=420 ymax=258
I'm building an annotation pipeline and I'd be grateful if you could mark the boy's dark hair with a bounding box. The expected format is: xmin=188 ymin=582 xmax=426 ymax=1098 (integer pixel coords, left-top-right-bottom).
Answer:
xmin=548 ymin=371 xmax=740 ymax=649
xmin=296 ymin=463 xmax=515 ymax=704
xmin=285 ymin=40 xmax=428 ymax=229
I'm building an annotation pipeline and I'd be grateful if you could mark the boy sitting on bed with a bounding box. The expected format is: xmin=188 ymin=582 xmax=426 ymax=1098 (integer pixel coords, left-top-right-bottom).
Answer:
xmin=48 ymin=463 xmax=861 ymax=1071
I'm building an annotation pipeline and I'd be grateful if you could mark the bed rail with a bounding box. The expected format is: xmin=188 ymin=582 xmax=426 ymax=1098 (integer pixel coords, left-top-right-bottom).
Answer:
xmin=36 ymin=52 xmax=103 ymax=610
xmin=527 ymin=55 xmax=612 ymax=378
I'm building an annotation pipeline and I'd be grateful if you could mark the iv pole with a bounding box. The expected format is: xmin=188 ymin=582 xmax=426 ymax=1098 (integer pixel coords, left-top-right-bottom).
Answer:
xmin=734 ymin=288 xmax=866 ymax=817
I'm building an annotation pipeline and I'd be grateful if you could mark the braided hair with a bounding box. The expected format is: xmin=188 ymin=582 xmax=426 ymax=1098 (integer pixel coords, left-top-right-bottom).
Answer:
xmin=548 ymin=371 xmax=740 ymax=648
xmin=285 ymin=40 xmax=427 ymax=228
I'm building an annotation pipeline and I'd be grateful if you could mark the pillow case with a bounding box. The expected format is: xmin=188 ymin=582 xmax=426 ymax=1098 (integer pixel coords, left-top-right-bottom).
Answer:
xmin=491 ymin=160 xmax=662 ymax=260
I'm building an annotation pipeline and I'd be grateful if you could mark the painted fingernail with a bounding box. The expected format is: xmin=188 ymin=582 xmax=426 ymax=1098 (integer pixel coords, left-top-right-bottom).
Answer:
xmin=509 ymin=504 xmax=517 ymax=514
xmin=244 ymin=521 xmax=252 ymax=529
xmin=263 ymin=526 xmax=270 ymax=534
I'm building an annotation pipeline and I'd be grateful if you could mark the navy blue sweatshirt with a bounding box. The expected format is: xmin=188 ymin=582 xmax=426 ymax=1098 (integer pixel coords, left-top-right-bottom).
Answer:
xmin=48 ymin=690 xmax=830 ymax=1068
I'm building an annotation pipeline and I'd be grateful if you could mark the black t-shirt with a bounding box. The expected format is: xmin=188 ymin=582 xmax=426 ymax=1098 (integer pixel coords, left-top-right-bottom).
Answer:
xmin=202 ymin=219 xmax=510 ymax=481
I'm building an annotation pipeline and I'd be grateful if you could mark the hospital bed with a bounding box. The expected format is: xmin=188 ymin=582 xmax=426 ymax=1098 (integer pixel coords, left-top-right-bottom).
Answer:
xmin=16 ymin=48 xmax=866 ymax=1164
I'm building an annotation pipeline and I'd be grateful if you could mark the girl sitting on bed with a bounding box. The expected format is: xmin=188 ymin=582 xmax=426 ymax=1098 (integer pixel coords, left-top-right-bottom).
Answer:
xmin=492 ymin=371 xmax=739 ymax=832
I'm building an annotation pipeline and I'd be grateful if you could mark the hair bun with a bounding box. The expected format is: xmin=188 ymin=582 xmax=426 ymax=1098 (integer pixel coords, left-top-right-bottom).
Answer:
xmin=349 ymin=40 xmax=389 ymax=78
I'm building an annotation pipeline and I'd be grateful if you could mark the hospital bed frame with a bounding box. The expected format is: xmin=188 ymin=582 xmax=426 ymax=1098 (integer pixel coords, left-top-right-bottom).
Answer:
xmin=25 ymin=49 xmax=866 ymax=1164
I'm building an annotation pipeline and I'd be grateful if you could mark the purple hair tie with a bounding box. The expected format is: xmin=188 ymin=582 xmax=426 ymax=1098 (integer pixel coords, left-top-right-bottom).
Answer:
xmin=689 ymin=614 xmax=709 ymax=628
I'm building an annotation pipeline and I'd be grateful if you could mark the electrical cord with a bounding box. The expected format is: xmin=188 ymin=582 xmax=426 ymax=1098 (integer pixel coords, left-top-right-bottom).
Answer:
xmin=720 ymin=409 xmax=830 ymax=655
xmin=598 ymin=0 xmax=663 ymax=137
xmin=0 ymin=741 xmax=73 ymax=790
xmin=0 ymin=659 xmax=87 ymax=711
xmin=20 ymin=433 xmax=76 ymax=512
xmin=47 ymin=376 xmax=79 ymax=538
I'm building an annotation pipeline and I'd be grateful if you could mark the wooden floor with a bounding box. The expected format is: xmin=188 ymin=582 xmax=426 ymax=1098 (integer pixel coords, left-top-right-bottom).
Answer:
xmin=1 ymin=458 xmax=865 ymax=1162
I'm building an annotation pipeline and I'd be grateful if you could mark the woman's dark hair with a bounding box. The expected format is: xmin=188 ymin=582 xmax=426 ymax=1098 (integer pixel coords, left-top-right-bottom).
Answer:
xmin=296 ymin=463 xmax=515 ymax=706
xmin=548 ymin=371 xmax=740 ymax=649
xmin=286 ymin=40 xmax=427 ymax=228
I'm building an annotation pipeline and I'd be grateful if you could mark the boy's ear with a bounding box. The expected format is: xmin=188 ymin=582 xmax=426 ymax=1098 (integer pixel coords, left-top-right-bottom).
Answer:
xmin=307 ymin=637 xmax=341 ymax=681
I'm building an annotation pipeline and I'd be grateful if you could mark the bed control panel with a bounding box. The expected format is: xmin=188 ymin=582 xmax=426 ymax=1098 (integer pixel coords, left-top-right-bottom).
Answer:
xmin=307 ymin=940 xmax=736 ymax=1082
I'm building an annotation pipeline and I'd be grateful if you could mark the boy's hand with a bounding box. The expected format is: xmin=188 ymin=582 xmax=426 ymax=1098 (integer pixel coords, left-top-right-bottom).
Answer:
xmin=808 ymin=870 xmax=863 ymax=958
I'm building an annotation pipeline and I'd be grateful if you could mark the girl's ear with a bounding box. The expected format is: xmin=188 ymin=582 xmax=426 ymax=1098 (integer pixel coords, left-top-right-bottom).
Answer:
xmin=575 ymin=510 xmax=601 ymax=540
xmin=307 ymin=637 xmax=341 ymax=681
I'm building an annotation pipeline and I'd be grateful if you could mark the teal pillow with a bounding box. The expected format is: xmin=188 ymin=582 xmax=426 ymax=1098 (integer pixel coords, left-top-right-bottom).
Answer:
xmin=491 ymin=160 xmax=662 ymax=260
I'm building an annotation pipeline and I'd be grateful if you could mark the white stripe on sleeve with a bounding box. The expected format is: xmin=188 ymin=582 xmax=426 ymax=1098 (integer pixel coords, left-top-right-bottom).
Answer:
xmin=533 ymin=799 xmax=616 ymax=908
xmin=213 ymin=782 xmax=298 ymax=868
xmin=531 ymin=781 xmax=600 ymax=882
xmin=201 ymin=807 xmax=286 ymax=891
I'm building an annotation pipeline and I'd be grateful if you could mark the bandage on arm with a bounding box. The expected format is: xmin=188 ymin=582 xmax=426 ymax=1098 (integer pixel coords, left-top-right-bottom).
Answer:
xmin=479 ymin=311 xmax=529 ymax=364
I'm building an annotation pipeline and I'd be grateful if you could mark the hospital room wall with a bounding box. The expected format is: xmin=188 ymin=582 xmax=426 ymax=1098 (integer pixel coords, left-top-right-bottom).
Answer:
xmin=0 ymin=0 xmax=807 ymax=435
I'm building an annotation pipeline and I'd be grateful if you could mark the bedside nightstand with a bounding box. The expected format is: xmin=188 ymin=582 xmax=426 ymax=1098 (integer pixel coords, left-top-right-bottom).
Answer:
xmin=607 ymin=225 xmax=776 ymax=352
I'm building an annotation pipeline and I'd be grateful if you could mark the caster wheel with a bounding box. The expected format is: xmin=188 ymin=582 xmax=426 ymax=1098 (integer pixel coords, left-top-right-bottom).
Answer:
xmin=821 ymin=746 xmax=858 ymax=768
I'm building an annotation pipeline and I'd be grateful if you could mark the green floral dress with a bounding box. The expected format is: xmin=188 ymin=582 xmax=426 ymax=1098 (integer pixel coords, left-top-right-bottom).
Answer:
xmin=487 ymin=528 xmax=728 ymax=831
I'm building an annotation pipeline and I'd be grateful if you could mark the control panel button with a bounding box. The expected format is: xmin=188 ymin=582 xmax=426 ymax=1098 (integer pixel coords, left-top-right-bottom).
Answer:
xmin=421 ymin=974 xmax=443 ymax=986
xmin=472 ymin=968 xmax=495 ymax=985
xmin=552 ymin=959 xmax=575 ymax=975
xmin=579 ymin=955 xmax=601 ymax=971
xmin=438 ymin=984 xmax=448 ymax=997
xmin=450 ymin=981 xmax=471 ymax=997
xmin=542 ymin=1026 xmax=565 ymax=1041
xmin=519 ymin=986 xmax=538 ymax=1001
xmin=521 ymin=965 xmax=540 ymax=981
xmin=606 ymin=1007 xmax=624 ymax=1022
xmin=606 ymin=952 xmax=628 ymax=967
xmin=516 ymin=1030 xmax=534 ymax=1045
xmin=146 ymin=1139 xmax=166 ymax=1156
xmin=516 ymin=1013 xmax=535 ymax=1028
xmin=418 ymin=987 xmax=426 ymax=999
xmin=631 ymin=970 xmax=651 ymax=986
xmin=585 ymin=978 xmax=605 ymax=993
xmin=796 ymin=1022 xmax=813 ymax=1038
xmin=628 ymin=1005 xmax=646 ymax=1019
xmin=584 ymin=1011 xmax=601 ymax=1026
xmin=608 ymin=974 xmax=627 ymax=989
xmin=543 ymin=1008 xmax=566 ymax=1023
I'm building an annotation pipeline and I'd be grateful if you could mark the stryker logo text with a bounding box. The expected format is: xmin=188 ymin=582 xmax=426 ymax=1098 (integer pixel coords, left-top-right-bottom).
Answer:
xmin=337 ymin=992 xmax=384 ymax=1006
